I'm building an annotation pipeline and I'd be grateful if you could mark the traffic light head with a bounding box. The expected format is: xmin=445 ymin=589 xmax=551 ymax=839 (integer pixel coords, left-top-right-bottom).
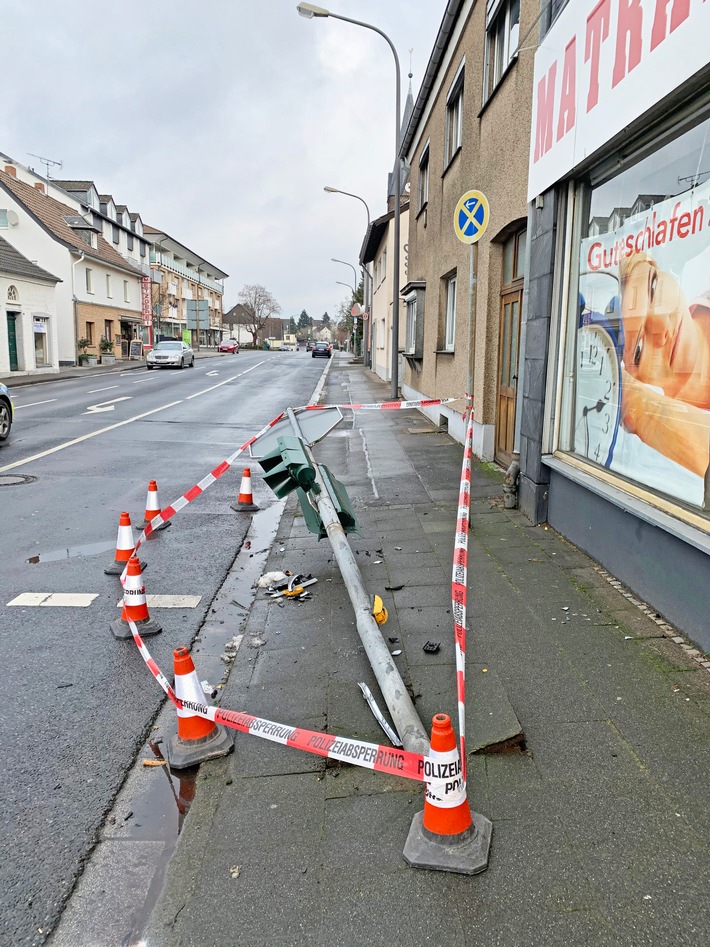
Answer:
xmin=259 ymin=436 xmax=316 ymax=498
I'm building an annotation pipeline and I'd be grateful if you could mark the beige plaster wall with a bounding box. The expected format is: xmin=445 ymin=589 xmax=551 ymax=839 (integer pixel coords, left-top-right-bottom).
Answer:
xmin=403 ymin=0 xmax=536 ymax=456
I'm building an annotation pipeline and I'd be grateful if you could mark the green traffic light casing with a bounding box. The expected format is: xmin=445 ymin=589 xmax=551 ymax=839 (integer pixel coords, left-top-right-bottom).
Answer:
xmin=296 ymin=464 xmax=359 ymax=539
xmin=259 ymin=436 xmax=316 ymax=498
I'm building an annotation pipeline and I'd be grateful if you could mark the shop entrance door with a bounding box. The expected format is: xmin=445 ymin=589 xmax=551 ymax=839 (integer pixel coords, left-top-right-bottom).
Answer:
xmin=495 ymin=290 xmax=522 ymax=467
xmin=6 ymin=313 xmax=18 ymax=371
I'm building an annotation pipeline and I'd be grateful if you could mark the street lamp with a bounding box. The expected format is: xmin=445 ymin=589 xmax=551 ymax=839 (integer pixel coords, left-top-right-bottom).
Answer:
xmin=300 ymin=3 xmax=402 ymax=398
xmin=325 ymin=188 xmax=373 ymax=367
xmin=331 ymin=257 xmax=357 ymax=287
xmin=335 ymin=280 xmax=357 ymax=354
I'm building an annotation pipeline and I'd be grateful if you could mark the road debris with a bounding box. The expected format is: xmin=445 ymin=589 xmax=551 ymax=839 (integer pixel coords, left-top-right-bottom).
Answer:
xmin=391 ymin=649 xmax=402 ymax=656
xmin=142 ymin=759 xmax=167 ymax=768
xmin=423 ymin=641 xmax=441 ymax=654
xmin=358 ymin=682 xmax=402 ymax=746
xmin=256 ymin=571 xmax=292 ymax=588
xmin=230 ymin=866 xmax=241 ymax=879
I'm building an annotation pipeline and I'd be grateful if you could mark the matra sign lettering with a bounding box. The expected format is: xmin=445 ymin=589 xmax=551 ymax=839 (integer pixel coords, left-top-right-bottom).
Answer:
xmin=528 ymin=0 xmax=709 ymax=199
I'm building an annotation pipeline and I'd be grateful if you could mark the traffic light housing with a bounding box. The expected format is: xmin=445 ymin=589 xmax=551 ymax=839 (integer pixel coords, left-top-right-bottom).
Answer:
xmin=259 ymin=436 xmax=316 ymax=498
xmin=295 ymin=465 xmax=358 ymax=539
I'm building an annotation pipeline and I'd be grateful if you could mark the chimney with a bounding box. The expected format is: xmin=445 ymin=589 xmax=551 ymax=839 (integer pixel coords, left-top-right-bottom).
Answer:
xmin=34 ymin=182 xmax=45 ymax=193
xmin=4 ymin=165 xmax=17 ymax=177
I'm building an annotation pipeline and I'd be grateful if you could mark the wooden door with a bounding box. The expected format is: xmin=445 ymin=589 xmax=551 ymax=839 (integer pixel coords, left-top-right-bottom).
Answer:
xmin=6 ymin=314 xmax=18 ymax=371
xmin=495 ymin=289 xmax=522 ymax=466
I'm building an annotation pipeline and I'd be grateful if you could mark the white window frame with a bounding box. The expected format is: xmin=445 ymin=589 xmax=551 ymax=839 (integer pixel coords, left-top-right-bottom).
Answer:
xmin=418 ymin=142 xmax=430 ymax=211
xmin=85 ymin=267 xmax=93 ymax=294
xmin=445 ymin=275 xmax=457 ymax=351
xmin=445 ymin=60 xmax=465 ymax=165
xmin=484 ymin=0 xmax=520 ymax=101
xmin=123 ymin=280 xmax=130 ymax=303
xmin=106 ymin=274 xmax=112 ymax=298
xmin=405 ymin=292 xmax=417 ymax=354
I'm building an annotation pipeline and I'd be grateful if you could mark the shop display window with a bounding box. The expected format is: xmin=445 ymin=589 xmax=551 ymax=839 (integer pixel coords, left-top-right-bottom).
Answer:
xmin=561 ymin=115 xmax=710 ymax=517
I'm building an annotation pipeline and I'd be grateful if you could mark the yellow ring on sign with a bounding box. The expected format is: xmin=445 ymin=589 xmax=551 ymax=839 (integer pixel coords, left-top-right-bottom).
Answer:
xmin=454 ymin=190 xmax=490 ymax=245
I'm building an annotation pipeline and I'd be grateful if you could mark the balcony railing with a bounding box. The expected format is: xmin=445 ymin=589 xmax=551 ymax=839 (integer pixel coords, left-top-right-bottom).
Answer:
xmin=149 ymin=252 xmax=224 ymax=294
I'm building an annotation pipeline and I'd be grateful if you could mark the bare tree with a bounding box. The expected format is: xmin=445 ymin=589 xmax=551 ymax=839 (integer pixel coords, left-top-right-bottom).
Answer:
xmin=238 ymin=284 xmax=282 ymax=348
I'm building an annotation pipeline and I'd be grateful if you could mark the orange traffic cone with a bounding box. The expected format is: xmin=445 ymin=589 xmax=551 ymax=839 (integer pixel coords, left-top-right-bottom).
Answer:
xmin=169 ymin=647 xmax=233 ymax=768
xmin=139 ymin=479 xmax=171 ymax=530
xmin=105 ymin=512 xmax=145 ymax=575
xmin=231 ymin=467 xmax=259 ymax=512
xmin=110 ymin=555 xmax=162 ymax=639
xmin=403 ymin=713 xmax=492 ymax=874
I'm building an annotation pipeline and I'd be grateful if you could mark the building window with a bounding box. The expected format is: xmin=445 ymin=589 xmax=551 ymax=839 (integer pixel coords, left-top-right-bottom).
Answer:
xmin=127 ymin=233 xmax=134 ymax=251
xmin=85 ymin=268 xmax=93 ymax=293
xmin=7 ymin=285 xmax=18 ymax=301
xmin=0 ymin=210 xmax=8 ymax=228
xmin=104 ymin=320 xmax=112 ymax=341
xmin=86 ymin=321 xmax=94 ymax=344
xmin=559 ymin=113 xmax=710 ymax=519
xmin=541 ymin=0 xmax=570 ymax=37
xmin=112 ymin=225 xmax=119 ymax=245
xmin=418 ymin=143 xmax=429 ymax=211
xmin=502 ymin=229 xmax=526 ymax=287
xmin=123 ymin=280 xmax=130 ymax=303
xmin=445 ymin=68 xmax=464 ymax=165
xmin=139 ymin=241 xmax=146 ymax=258
xmin=484 ymin=0 xmax=520 ymax=100
xmin=405 ymin=294 xmax=417 ymax=354
xmin=106 ymin=274 xmax=112 ymax=297
xmin=445 ymin=275 xmax=457 ymax=350
xmin=33 ymin=316 xmax=49 ymax=367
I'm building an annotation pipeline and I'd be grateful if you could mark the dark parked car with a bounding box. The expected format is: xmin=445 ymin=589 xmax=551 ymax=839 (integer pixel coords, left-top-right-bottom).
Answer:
xmin=306 ymin=340 xmax=315 ymax=351
xmin=0 ymin=382 xmax=13 ymax=441
xmin=312 ymin=342 xmax=331 ymax=359
xmin=218 ymin=339 xmax=239 ymax=354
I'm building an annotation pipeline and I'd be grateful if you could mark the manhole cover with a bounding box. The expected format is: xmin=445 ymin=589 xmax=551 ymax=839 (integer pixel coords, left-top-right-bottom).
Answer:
xmin=0 ymin=473 xmax=37 ymax=486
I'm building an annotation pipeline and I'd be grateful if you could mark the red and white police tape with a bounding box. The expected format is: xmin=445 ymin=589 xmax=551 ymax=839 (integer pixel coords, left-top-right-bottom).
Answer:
xmin=452 ymin=407 xmax=474 ymax=785
xmin=303 ymin=398 xmax=457 ymax=412
xmin=129 ymin=620 xmax=429 ymax=781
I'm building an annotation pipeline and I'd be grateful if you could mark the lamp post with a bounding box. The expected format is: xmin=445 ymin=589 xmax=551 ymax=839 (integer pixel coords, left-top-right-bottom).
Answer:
xmin=300 ymin=3 xmax=401 ymax=398
xmin=331 ymin=257 xmax=358 ymax=288
xmin=336 ymin=279 xmax=357 ymax=353
xmin=325 ymin=188 xmax=373 ymax=367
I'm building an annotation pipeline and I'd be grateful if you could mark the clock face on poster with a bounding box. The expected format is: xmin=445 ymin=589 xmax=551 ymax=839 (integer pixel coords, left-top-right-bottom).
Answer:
xmin=574 ymin=323 xmax=622 ymax=467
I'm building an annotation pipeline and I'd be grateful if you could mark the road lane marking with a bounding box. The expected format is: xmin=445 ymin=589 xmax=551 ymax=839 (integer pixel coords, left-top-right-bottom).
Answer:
xmin=84 ymin=396 xmax=133 ymax=414
xmin=115 ymin=594 xmax=202 ymax=608
xmin=88 ymin=386 xmax=119 ymax=394
xmin=0 ymin=399 xmax=184 ymax=473
xmin=186 ymin=361 xmax=265 ymax=400
xmin=13 ymin=399 xmax=57 ymax=409
xmin=7 ymin=593 xmax=98 ymax=607
xmin=206 ymin=371 xmax=219 ymax=376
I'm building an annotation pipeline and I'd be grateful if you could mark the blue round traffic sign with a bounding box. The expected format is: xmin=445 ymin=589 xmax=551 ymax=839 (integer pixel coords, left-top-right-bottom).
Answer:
xmin=454 ymin=190 xmax=490 ymax=245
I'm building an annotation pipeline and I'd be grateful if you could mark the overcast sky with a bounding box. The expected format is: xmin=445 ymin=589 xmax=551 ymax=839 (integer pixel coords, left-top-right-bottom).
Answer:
xmin=1 ymin=1 xmax=444 ymax=320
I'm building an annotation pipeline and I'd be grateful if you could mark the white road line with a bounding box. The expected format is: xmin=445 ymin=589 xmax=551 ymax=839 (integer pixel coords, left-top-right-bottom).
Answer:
xmin=0 ymin=399 xmax=184 ymax=473
xmin=7 ymin=593 xmax=98 ymax=607
xmin=84 ymin=396 xmax=133 ymax=414
xmin=88 ymin=386 xmax=119 ymax=394
xmin=186 ymin=361 xmax=265 ymax=400
xmin=205 ymin=371 xmax=219 ymax=376
xmin=13 ymin=399 xmax=58 ymax=410
xmin=115 ymin=594 xmax=202 ymax=608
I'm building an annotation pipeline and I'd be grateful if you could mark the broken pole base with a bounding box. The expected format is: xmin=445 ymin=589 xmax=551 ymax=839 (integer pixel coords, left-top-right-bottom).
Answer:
xmin=403 ymin=809 xmax=492 ymax=875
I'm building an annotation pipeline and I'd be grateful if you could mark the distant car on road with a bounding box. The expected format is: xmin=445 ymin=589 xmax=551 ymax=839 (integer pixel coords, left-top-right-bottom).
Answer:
xmin=305 ymin=340 xmax=315 ymax=351
xmin=312 ymin=342 xmax=332 ymax=359
xmin=146 ymin=341 xmax=195 ymax=369
xmin=0 ymin=382 xmax=13 ymax=441
xmin=218 ymin=339 xmax=239 ymax=354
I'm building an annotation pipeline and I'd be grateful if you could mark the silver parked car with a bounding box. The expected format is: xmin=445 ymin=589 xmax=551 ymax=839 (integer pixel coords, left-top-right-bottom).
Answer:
xmin=146 ymin=341 xmax=195 ymax=370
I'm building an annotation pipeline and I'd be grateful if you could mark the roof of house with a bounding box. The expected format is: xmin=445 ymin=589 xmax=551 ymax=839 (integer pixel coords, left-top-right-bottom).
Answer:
xmin=0 ymin=169 xmax=144 ymax=276
xmin=144 ymin=224 xmax=229 ymax=279
xmin=359 ymin=201 xmax=410 ymax=265
xmin=52 ymin=180 xmax=95 ymax=192
xmin=0 ymin=236 xmax=61 ymax=283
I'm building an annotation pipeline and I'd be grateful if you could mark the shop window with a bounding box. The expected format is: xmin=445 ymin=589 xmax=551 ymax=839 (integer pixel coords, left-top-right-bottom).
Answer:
xmin=484 ymin=0 xmax=520 ymax=100
xmin=561 ymin=113 xmax=710 ymax=518
xmin=445 ymin=65 xmax=464 ymax=166
xmin=418 ymin=143 xmax=429 ymax=212
xmin=444 ymin=275 xmax=457 ymax=351
xmin=33 ymin=317 xmax=49 ymax=366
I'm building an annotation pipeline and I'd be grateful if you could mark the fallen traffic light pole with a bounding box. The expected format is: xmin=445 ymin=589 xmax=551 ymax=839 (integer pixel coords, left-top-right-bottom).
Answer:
xmin=258 ymin=406 xmax=430 ymax=756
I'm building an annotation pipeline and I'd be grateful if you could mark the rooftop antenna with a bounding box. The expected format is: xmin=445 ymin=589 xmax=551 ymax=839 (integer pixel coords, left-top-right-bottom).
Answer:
xmin=27 ymin=152 xmax=63 ymax=187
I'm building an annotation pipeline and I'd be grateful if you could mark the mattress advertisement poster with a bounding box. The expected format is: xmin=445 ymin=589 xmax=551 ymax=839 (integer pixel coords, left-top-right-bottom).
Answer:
xmin=575 ymin=182 xmax=710 ymax=512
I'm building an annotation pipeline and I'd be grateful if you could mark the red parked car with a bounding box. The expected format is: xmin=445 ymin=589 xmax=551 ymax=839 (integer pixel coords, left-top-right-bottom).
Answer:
xmin=218 ymin=339 xmax=239 ymax=354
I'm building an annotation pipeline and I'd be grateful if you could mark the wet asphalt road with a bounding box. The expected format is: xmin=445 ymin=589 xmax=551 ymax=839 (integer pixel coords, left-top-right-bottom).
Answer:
xmin=0 ymin=351 xmax=326 ymax=946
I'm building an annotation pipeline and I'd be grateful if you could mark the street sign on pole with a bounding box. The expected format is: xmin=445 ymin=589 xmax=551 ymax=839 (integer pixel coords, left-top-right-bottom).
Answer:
xmin=454 ymin=190 xmax=490 ymax=245
xmin=248 ymin=406 xmax=343 ymax=459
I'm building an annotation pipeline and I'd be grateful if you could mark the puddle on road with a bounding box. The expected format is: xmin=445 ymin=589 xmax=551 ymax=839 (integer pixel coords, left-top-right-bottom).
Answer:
xmin=27 ymin=539 xmax=116 ymax=563
xmin=103 ymin=501 xmax=283 ymax=947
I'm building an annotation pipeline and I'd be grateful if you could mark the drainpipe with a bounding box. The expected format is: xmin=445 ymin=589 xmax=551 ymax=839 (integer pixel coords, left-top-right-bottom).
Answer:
xmin=71 ymin=251 xmax=85 ymax=366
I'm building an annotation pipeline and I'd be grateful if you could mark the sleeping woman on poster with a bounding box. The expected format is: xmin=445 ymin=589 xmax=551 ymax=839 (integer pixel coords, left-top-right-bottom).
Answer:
xmin=619 ymin=250 xmax=710 ymax=506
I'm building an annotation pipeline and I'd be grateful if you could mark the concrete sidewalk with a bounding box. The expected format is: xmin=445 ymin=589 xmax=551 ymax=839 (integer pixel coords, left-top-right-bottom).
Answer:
xmin=145 ymin=360 xmax=710 ymax=947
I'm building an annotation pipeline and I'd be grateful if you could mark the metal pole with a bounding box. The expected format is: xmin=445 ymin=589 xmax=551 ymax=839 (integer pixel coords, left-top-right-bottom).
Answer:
xmin=467 ymin=243 xmax=475 ymax=403
xmin=286 ymin=407 xmax=429 ymax=755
